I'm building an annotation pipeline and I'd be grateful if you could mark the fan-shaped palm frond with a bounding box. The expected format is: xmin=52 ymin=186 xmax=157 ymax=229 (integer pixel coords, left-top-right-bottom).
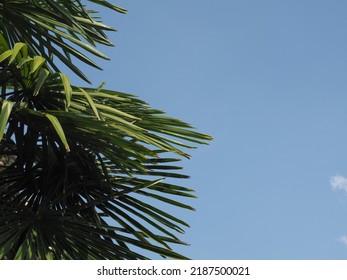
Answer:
xmin=0 ymin=0 xmax=126 ymax=83
xmin=0 ymin=41 xmax=211 ymax=259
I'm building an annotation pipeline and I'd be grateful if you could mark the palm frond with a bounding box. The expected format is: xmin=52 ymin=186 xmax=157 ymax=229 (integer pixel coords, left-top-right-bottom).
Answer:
xmin=0 ymin=42 xmax=211 ymax=259
xmin=0 ymin=0 xmax=126 ymax=82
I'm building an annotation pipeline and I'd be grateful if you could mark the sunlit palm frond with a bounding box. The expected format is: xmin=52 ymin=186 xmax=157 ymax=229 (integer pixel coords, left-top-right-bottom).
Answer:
xmin=0 ymin=0 xmax=126 ymax=83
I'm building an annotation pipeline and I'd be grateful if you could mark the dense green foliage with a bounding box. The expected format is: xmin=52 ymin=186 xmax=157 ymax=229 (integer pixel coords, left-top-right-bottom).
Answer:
xmin=0 ymin=0 xmax=211 ymax=259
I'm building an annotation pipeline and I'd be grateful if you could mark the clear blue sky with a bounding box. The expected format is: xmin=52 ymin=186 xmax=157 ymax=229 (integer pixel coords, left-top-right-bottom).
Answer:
xmin=78 ymin=0 xmax=347 ymax=259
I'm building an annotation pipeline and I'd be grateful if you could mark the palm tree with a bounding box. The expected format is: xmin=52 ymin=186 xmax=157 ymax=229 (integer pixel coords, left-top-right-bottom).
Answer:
xmin=0 ymin=1 xmax=211 ymax=259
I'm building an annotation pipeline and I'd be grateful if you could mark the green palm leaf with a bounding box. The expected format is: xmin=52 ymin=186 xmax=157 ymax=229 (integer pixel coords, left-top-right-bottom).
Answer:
xmin=0 ymin=0 xmax=126 ymax=83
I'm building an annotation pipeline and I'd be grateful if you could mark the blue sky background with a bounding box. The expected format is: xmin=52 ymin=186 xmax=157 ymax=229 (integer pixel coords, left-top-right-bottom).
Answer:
xmin=76 ymin=0 xmax=347 ymax=259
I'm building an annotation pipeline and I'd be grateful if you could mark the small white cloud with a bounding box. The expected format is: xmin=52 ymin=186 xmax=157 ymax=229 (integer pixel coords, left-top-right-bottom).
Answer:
xmin=338 ymin=235 xmax=347 ymax=246
xmin=330 ymin=175 xmax=347 ymax=193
